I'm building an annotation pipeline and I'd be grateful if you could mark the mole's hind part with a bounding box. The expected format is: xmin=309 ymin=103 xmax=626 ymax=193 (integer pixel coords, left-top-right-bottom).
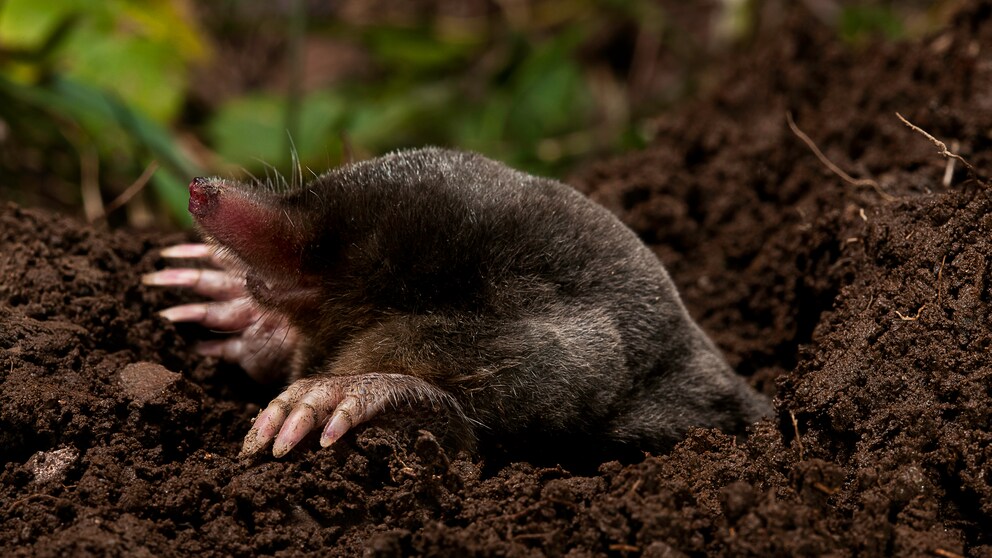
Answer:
xmin=146 ymin=147 xmax=772 ymax=457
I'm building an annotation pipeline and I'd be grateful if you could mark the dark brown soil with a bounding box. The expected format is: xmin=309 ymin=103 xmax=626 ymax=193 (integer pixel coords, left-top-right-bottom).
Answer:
xmin=3 ymin=3 xmax=992 ymax=556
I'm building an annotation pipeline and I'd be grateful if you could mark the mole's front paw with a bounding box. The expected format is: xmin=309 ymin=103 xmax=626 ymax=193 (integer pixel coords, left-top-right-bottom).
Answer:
xmin=143 ymin=243 xmax=298 ymax=383
xmin=240 ymin=373 xmax=468 ymax=458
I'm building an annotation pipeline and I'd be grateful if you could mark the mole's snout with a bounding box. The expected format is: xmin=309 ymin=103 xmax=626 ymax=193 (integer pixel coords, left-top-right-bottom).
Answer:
xmin=189 ymin=177 xmax=220 ymax=218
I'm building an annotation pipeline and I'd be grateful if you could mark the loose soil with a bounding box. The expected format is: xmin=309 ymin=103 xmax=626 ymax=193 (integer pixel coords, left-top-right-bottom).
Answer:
xmin=3 ymin=3 xmax=992 ymax=556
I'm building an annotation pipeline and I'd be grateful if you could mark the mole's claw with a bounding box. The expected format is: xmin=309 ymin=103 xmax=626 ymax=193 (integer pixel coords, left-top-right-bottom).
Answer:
xmin=160 ymin=243 xmax=213 ymax=259
xmin=142 ymin=268 xmax=246 ymax=300
xmin=157 ymin=291 xmax=297 ymax=383
xmin=159 ymin=242 xmax=233 ymax=269
xmin=158 ymin=298 xmax=257 ymax=329
xmin=272 ymin=404 xmax=321 ymax=458
xmin=159 ymin=303 xmax=209 ymax=323
xmin=320 ymin=402 xmax=357 ymax=447
xmin=240 ymin=401 xmax=291 ymax=457
xmin=245 ymin=373 xmax=468 ymax=457
xmin=192 ymin=339 xmax=233 ymax=358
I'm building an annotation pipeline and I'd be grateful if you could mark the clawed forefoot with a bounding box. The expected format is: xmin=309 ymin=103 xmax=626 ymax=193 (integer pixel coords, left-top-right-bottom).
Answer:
xmin=142 ymin=243 xmax=298 ymax=383
xmin=240 ymin=373 xmax=466 ymax=458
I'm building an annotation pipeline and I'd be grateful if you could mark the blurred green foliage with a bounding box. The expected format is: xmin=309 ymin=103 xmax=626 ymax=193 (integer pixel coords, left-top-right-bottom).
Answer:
xmin=214 ymin=24 xmax=599 ymax=178
xmin=0 ymin=0 xmax=946 ymax=228
xmin=838 ymin=5 xmax=905 ymax=41
xmin=1 ymin=0 xmax=204 ymax=121
xmin=0 ymin=0 xmax=205 ymax=225
xmin=0 ymin=0 xmax=652 ymax=226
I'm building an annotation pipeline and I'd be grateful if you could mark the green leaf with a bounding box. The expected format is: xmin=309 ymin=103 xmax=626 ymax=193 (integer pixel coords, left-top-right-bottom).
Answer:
xmin=50 ymin=77 xmax=198 ymax=176
xmin=151 ymin=168 xmax=192 ymax=227
xmin=505 ymin=32 xmax=591 ymax=141
xmin=208 ymin=95 xmax=286 ymax=167
xmin=0 ymin=74 xmax=200 ymax=223
xmin=66 ymin=29 xmax=187 ymax=122
xmin=1 ymin=0 xmax=206 ymax=122
xmin=0 ymin=0 xmax=82 ymax=48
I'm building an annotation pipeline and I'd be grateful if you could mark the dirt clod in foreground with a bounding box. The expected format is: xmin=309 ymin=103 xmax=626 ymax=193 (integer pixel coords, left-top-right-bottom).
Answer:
xmin=3 ymin=2 xmax=992 ymax=556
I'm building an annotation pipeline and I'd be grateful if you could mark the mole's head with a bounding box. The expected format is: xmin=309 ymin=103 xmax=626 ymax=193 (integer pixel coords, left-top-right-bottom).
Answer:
xmin=188 ymin=177 xmax=333 ymax=318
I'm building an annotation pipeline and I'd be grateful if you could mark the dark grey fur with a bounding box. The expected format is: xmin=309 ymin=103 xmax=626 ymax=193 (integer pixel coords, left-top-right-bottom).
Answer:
xmin=236 ymin=147 xmax=771 ymax=453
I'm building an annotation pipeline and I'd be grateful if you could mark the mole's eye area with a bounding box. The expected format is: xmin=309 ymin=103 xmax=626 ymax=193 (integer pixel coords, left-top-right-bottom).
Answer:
xmin=297 ymin=240 xmax=336 ymax=275
xmin=245 ymin=271 xmax=274 ymax=304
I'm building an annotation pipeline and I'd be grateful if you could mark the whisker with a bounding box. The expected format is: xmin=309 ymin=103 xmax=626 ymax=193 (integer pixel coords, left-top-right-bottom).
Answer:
xmin=287 ymin=132 xmax=303 ymax=191
xmin=238 ymin=165 xmax=263 ymax=190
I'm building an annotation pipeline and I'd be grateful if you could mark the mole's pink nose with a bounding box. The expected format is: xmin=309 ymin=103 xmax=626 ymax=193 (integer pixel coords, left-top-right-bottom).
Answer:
xmin=188 ymin=177 xmax=220 ymax=217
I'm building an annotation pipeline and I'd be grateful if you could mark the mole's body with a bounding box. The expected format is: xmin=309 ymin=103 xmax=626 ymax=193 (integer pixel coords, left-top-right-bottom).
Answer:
xmin=146 ymin=148 xmax=771 ymax=457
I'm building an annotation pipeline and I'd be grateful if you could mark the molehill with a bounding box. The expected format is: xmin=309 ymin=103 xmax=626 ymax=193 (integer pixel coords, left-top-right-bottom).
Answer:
xmin=2 ymin=2 xmax=991 ymax=556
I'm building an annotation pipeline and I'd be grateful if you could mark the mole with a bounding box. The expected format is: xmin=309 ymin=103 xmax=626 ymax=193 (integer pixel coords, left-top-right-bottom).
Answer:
xmin=143 ymin=147 xmax=772 ymax=459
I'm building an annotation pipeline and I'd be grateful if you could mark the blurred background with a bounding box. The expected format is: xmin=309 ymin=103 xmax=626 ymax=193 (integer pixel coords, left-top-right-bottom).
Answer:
xmin=0 ymin=0 xmax=959 ymax=228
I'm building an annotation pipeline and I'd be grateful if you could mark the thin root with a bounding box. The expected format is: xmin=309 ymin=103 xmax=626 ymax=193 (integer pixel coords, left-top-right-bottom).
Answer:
xmin=896 ymin=304 xmax=926 ymax=321
xmin=895 ymin=112 xmax=986 ymax=186
xmin=790 ymin=410 xmax=805 ymax=461
xmin=95 ymin=160 xmax=160 ymax=221
xmin=812 ymin=481 xmax=838 ymax=495
xmin=787 ymin=112 xmax=897 ymax=202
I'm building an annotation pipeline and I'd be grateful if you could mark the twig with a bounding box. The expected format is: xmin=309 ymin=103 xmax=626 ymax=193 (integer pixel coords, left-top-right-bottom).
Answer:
xmin=790 ymin=410 xmax=804 ymax=461
xmin=94 ymin=160 xmax=160 ymax=221
xmin=862 ymin=294 xmax=874 ymax=313
xmin=896 ymin=304 xmax=926 ymax=321
xmin=933 ymin=549 xmax=964 ymax=558
xmin=812 ymin=481 xmax=837 ymax=495
xmin=787 ymin=112 xmax=896 ymax=202
xmin=895 ymin=112 xmax=983 ymax=184
xmin=608 ymin=544 xmax=641 ymax=552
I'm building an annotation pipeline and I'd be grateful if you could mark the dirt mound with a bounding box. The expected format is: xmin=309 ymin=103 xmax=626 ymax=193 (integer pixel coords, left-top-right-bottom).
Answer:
xmin=2 ymin=2 xmax=991 ymax=556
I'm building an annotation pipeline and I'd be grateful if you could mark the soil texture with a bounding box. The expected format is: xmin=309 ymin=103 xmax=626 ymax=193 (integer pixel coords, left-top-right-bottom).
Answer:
xmin=3 ymin=2 xmax=992 ymax=556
